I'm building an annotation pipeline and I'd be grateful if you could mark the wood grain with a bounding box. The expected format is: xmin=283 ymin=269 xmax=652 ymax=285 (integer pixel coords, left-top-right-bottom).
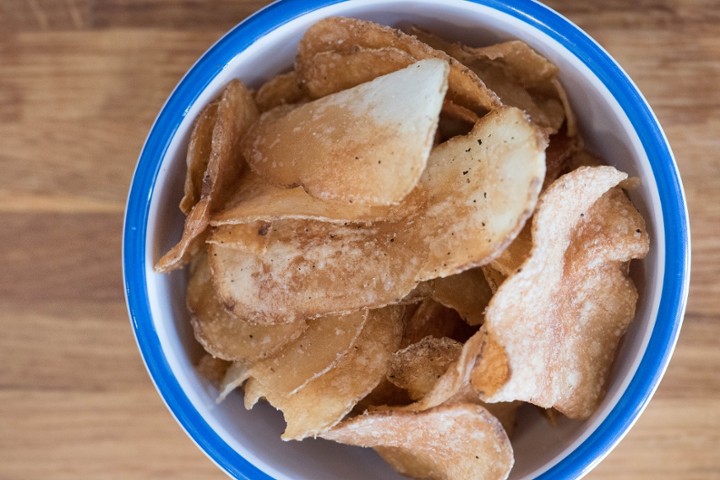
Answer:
xmin=1 ymin=0 xmax=717 ymax=479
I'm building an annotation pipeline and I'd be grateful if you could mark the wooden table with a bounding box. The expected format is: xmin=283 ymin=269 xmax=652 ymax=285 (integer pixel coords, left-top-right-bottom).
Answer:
xmin=1 ymin=1 xmax=717 ymax=478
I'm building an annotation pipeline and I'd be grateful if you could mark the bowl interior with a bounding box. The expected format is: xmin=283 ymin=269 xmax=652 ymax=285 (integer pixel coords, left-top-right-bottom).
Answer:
xmin=132 ymin=1 xmax=683 ymax=479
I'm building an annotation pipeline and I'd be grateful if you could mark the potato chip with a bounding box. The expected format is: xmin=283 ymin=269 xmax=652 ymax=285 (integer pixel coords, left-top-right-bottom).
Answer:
xmin=210 ymin=107 xmax=546 ymax=323
xmin=244 ymin=58 xmax=449 ymax=206
xmin=388 ymin=336 xmax=462 ymax=401
xmin=298 ymin=47 xmax=416 ymax=99
xmin=405 ymin=26 xmax=567 ymax=134
xmin=480 ymin=266 xmax=506 ymax=294
xmin=210 ymin=170 xmax=389 ymax=226
xmin=410 ymin=106 xmax=546 ymax=280
xmin=322 ymin=403 xmax=513 ymax=480
xmin=241 ymin=309 xmax=367 ymax=401
xmin=472 ymin=167 xmax=649 ymax=419
xmin=187 ymin=251 xmax=307 ymax=362
xmin=268 ymin=305 xmax=404 ymax=440
xmin=543 ymin=128 xmax=584 ymax=190
xmin=489 ymin=223 xmax=532 ymax=277
xmin=179 ymin=100 xmax=218 ymax=215
xmin=254 ymin=71 xmax=306 ymax=112
xmin=297 ymin=17 xmax=500 ymax=114
xmin=429 ymin=268 xmax=492 ymax=326
xmin=155 ymin=80 xmax=259 ymax=271
xmin=208 ymin=221 xmax=421 ymax=324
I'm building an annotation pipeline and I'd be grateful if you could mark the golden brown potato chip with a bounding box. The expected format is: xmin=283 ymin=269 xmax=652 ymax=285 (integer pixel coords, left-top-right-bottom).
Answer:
xmin=267 ymin=305 xmax=404 ymax=440
xmin=410 ymin=106 xmax=546 ymax=280
xmin=254 ymin=71 xmax=306 ymax=112
xmin=473 ymin=167 xmax=650 ymax=419
xmin=241 ymin=309 xmax=367 ymax=402
xmin=210 ymin=170 xmax=389 ymax=226
xmin=406 ymin=26 xmax=566 ymax=134
xmin=155 ymin=80 xmax=259 ymax=272
xmin=298 ymin=17 xmax=500 ymax=115
xmin=480 ymin=266 xmax=506 ymax=294
xmin=179 ymin=101 xmax=218 ymax=215
xmin=243 ymin=58 xmax=449 ymax=206
xmin=208 ymin=221 xmax=421 ymax=324
xmin=187 ymin=252 xmax=307 ymax=362
xmin=429 ymin=268 xmax=492 ymax=326
xmin=489 ymin=222 xmax=532 ymax=277
xmin=210 ymin=107 xmax=546 ymax=323
xmin=388 ymin=336 xmax=462 ymax=401
xmin=322 ymin=403 xmax=513 ymax=480
xmin=298 ymin=47 xmax=416 ymax=99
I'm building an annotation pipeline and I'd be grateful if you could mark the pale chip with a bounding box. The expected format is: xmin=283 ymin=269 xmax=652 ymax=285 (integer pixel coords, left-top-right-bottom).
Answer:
xmin=179 ymin=100 xmax=218 ymax=215
xmin=322 ymin=403 xmax=514 ymax=480
xmin=187 ymin=251 xmax=307 ymax=362
xmin=270 ymin=305 xmax=404 ymax=440
xmin=473 ymin=166 xmax=649 ymax=419
xmin=243 ymin=58 xmax=449 ymax=206
xmin=429 ymin=268 xmax=492 ymax=326
xmin=155 ymin=80 xmax=259 ymax=271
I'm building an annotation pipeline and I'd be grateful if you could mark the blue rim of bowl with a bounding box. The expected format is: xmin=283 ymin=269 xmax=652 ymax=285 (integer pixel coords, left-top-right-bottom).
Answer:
xmin=123 ymin=0 xmax=690 ymax=479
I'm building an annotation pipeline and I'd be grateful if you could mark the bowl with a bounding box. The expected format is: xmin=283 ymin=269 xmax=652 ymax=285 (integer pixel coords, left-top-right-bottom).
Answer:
xmin=123 ymin=0 xmax=691 ymax=478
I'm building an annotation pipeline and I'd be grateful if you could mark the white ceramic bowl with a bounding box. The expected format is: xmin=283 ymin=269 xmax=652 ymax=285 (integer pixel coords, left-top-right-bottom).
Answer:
xmin=124 ymin=1 xmax=691 ymax=478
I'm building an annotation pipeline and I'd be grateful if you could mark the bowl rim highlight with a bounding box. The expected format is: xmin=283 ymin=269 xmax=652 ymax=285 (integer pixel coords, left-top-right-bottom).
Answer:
xmin=123 ymin=1 xmax=690 ymax=479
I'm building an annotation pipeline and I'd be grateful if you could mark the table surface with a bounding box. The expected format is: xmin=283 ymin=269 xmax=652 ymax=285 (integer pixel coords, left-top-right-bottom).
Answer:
xmin=1 ymin=1 xmax=717 ymax=478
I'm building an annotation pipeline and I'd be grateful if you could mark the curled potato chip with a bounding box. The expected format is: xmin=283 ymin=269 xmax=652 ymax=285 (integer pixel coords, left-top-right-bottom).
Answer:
xmin=473 ymin=167 xmax=650 ymax=419
xmin=179 ymin=101 xmax=218 ymax=215
xmin=388 ymin=336 xmax=462 ymax=401
xmin=244 ymin=59 xmax=449 ymax=206
xmin=242 ymin=309 xmax=367 ymax=402
xmin=298 ymin=17 xmax=500 ymax=114
xmin=211 ymin=107 xmax=546 ymax=323
xmin=406 ymin=26 xmax=567 ymax=134
xmin=210 ymin=170 xmax=389 ymax=226
xmin=298 ymin=47 xmax=416 ymax=99
xmin=155 ymin=80 xmax=259 ymax=271
xmin=322 ymin=403 xmax=513 ymax=480
xmin=254 ymin=71 xmax=306 ymax=112
xmin=187 ymin=252 xmax=307 ymax=362
xmin=269 ymin=305 xmax=404 ymax=440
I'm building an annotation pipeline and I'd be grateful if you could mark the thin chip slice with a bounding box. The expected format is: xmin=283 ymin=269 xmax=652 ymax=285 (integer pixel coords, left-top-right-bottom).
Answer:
xmin=298 ymin=17 xmax=500 ymax=114
xmin=388 ymin=336 xmax=462 ymax=401
xmin=322 ymin=403 xmax=513 ymax=480
xmin=155 ymin=80 xmax=259 ymax=271
xmin=405 ymin=26 xmax=566 ymax=133
xmin=187 ymin=251 xmax=307 ymax=362
xmin=208 ymin=221 xmax=421 ymax=324
xmin=254 ymin=71 xmax=306 ymax=112
xmin=472 ymin=167 xmax=650 ymax=419
xmin=210 ymin=170 xmax=389 ymax=226
xmin=211 ymin=107 xmax=546 ymax=323
xmin=243 ymin=309 xmax=367 ymax=400
xmin=179 ymin=101 xmax=219 ymax=215
xmin=298 ymin=47 xmax=416 ymax=99
xmin=429 ymin=268 xmax=492 ymax=326
xmin=244 ymin=58 xmax=449 ymax=206
xmin=196 ymin=354 xmax=231 ymax=388
xmin=268 ymin=305 xmax=404 ymax=440
xmin=408 ymin=106 xmax=546 ymax=280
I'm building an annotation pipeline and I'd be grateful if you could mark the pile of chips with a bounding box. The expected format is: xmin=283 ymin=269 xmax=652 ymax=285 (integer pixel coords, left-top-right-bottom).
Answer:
xmin=157 ymin=17 xmax=649 ymax=480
